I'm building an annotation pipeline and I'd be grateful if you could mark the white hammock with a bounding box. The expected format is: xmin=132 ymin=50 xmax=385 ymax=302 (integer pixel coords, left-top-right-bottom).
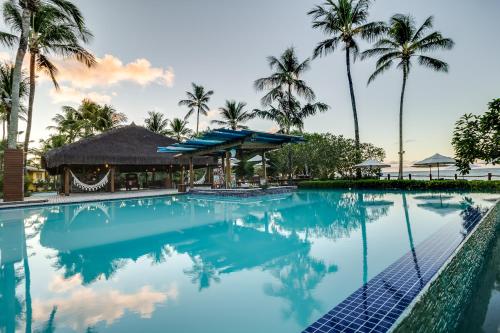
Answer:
xmin=70 ymin=170 xmax=111 ymax=192
xmin=194 ymin=172 xmax=206 ymax=185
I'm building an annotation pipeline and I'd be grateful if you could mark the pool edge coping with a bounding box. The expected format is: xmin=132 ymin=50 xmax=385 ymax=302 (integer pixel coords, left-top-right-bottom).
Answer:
xmin=388 ymin=198 xmax=500 ymax=332
xmin=0 ymin=191 xmax=187 ymax=211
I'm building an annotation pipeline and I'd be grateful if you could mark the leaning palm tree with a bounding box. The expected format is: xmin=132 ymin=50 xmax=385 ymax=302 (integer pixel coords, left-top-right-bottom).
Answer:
xmin=362 ymin=14 xmax=454 ymax=178
xmin=2 ymin=0 xmax=89 ymax=150
xmin=144 ymin=111 xmax=169 ymax=135
xmin=178 ymin=83 xmax=214 ymax=135
xmin=166 ymin=118 xmax=192 ymax=142
xmin=308 ymin=0 xmax=385 ymax=175
xmin=211 ymin=100 xmax=253 ymax=130
xmin=254 ymin=47 xmax=315 ymax=119
xmin=2 ymin=1 xmax=96 ymax=156
xmin=0 ymin=61 xmax=29 ymax=141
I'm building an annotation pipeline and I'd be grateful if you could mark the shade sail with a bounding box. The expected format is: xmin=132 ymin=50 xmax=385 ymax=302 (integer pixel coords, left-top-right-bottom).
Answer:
xmin=354 ymin=159 xmax=391 ymax=168
xmin=158 ymin=128 xmax=304 ymax=156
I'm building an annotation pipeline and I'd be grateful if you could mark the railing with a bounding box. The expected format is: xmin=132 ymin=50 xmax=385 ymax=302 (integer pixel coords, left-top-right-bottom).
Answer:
xmin=383 ymin=173 xmax=500 ymax=181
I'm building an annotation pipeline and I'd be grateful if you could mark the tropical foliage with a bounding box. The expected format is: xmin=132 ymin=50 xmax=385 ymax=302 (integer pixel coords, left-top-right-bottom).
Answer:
xmin=452 ymin=98 xmax=500 ymax=174
xmin=298 ymin=179 xmax=500 ymax=192
xmin=267 ymin=132 xmax=385 ymax=179
xmin=362 ymin=14 xmax=454 ymax=178
xmin=144 ymin=111 xmax=169 ymax=135
xmin=179 ymin=83 xmax=214 ymax=135
xmin=212 ymin=100 xmax=253 ymax=130
xmin=0 ymin=61 xmax=28 ymax=141
xmin=2 ymin=0 xmax=95 ymax=155
xmin=166 ymin=118 xmax=192 ymax=142
xmin=308 ymin=0 xmax=385 ymax=172
xmin=254 ymin=47 xmax=328 ymax=134
xmin=45 ymin=99 xmax=127 ymax=146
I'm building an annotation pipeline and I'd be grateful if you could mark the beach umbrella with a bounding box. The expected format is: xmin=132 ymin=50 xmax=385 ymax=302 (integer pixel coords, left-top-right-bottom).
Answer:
xmin=413 ymin=153 xmax=455 ymax=179
xmin=354 ymin=159 xmax=391 ymax=169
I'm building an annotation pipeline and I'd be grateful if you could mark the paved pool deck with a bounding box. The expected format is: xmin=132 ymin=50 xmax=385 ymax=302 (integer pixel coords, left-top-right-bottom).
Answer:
xmin=0 ymin=189 xmax=181 ymax=209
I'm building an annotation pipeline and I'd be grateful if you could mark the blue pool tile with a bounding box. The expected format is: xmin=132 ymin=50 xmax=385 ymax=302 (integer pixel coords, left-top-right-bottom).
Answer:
xmin=301 ymin=206 xmax=488 ymax=333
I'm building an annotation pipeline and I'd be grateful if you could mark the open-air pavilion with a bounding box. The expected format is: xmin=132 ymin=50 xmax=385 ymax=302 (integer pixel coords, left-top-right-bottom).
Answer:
xmin=158 ymin=128 xmax=304 ymax=189
xmin=43 ymin=124 xmax=216 ymax=195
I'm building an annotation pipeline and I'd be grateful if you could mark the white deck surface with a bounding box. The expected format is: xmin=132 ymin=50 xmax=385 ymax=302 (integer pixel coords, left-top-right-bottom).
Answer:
xmin=0 ymin=189 xmax=180 ymax=209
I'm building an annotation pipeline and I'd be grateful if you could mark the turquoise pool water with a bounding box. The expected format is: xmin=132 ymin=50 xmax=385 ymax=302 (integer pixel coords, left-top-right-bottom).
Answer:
xmin=0 ymin=190 xmax=497 ymax=333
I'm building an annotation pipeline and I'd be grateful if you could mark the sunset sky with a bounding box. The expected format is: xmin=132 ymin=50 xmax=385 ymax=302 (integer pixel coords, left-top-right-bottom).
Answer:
xmin=1 ymin=0 xmax=499 ymax=166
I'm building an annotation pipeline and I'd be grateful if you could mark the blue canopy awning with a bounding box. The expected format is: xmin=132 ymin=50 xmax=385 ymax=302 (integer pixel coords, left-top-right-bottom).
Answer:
xmin=157 ymin=128 xmax=304 ymax=157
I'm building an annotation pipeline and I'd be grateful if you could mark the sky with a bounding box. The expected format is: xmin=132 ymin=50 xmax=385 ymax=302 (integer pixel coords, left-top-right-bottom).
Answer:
xmin=1 ymin=0 xmax=499 ymax=167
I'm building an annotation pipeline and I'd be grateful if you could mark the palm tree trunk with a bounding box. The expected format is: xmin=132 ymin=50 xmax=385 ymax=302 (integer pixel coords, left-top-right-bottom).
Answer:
xmin=7 ymin=5 xmax=30 ymax=149
xmin=287 ymin=84 xmax=293 ymax=179
xmin=196 ymin=107 xmax=200 ymax=135
xmin=23 ymin=52 xmax=36 ymax=163
xmin=345 ymin=47 xmax=361 ymax=178
xmin=398 ymin=65 xmax=408 ymax=179
xmin=2 ymin=118 xmax=5 ymax=141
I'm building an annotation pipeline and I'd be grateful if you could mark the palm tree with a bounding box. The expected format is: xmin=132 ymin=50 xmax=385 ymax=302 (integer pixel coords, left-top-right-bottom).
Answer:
xmin=178 ymin=83 xmax=213 ymax=135
xmin=2 ymin=0 xmax=95 ymax=157
xmin=166 ymin=118 xmax=192 ymax=142
xmin=47 ymin=99 xmax=127 ymax=141
xmin=254 ymin=47 xmax=315 ymax=122
xmin=211 ymin=100 xmax=253 ymax=130
xmin=308 ymin=0 xmax=385 ymax=176
xmin=144 ymin=111 xmax=169 ymax=135
xmin=47 ymin=106 xmax=81 ymax=143
xmin=0 ymin=62 xmax=29 ymax=141
xmin=2 ymin=0 xmax=89 ymax=150
xmin=362 ymin=14 xmax=454 ymax=178
xmin=253 ymin=92 xmax=329 ymax=133
xmin=4 ymin=2 xmax=96 ymax=152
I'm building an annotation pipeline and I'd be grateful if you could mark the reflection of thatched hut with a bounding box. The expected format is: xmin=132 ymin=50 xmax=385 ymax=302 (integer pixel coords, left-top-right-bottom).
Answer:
xmin=42 ymin=124 xmax=216 ymax=194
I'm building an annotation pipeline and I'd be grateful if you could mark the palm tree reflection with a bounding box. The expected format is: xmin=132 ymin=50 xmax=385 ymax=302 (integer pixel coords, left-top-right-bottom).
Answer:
xmin=184 ymin=256 xmax=221 ymax=291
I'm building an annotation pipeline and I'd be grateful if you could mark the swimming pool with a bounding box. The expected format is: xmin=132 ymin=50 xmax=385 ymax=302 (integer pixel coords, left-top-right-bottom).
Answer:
xmin=0 ymin=190 xmax=497 ymax=333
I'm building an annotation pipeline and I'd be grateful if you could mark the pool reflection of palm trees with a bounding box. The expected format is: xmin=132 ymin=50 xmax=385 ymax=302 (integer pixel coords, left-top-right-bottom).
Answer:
xmin=25 ymin=191 xmax=396 ymax=328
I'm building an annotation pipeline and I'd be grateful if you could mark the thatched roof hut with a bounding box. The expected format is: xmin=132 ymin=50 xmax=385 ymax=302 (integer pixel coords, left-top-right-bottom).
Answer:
xmin=42 ymin=124 xmax=216 ymax=175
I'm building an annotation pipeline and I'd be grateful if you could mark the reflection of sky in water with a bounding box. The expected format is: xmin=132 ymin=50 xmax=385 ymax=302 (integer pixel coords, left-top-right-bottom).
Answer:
xmin=0 ymin=190 xmax=497 ymax=333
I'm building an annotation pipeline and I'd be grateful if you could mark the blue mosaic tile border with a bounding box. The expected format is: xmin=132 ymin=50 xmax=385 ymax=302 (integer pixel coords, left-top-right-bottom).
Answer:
xmin=303 ymin=206 xmax=487 ymax=333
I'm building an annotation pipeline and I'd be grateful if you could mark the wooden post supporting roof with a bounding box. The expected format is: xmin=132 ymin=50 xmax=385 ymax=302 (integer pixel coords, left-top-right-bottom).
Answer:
xmin=189 ymin=157 xmax=194 ymax=188
xmin=262 ymin=151 xmax=267 ymax=185
xmin=64 ymin=167 xmax=70 ymax=196
xmin=166 ymin=166 xmax=173 ymax=188
xmin=225 ymin=151 xmax=231 ymax=189
xmin=110 ymin=166 xmax=116 ymax=193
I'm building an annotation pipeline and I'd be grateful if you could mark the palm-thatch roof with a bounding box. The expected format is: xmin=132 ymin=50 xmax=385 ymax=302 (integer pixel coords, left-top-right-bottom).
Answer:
xmin=42 ymin=124 xmax=215 ymax=174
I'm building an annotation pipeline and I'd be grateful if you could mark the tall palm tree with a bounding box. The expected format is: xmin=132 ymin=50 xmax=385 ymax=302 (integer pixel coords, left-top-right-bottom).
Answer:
xmin=362 ymin=14 xmax=454 ymax=178
xmin=178 ymin=83 xmax=213 ymax=135
xmin=144 ymin=111 xmax=169 ymax=135
xmin=308 ymin=0 xmax=385 ymax=176
xmin=2 ymin=0 xmax=95 ymax=157
xmin=211 ymin=100 xmax=253 ymax=130
xmin=166 ymin=118 xmax=192 ymax=142
xmin=0 ymin=62 xmax=28 ymax=141
xmin=3 ymin=0 xmax=88 ymax=150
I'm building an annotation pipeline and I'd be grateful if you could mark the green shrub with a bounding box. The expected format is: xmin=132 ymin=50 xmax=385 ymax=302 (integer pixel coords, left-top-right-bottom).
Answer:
xmin=297 ymin=179 xmax=500 ymax=192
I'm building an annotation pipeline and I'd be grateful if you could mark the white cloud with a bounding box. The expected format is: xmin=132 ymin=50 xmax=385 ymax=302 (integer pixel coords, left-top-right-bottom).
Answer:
xmin=42 ymin=54 xmax=175 ymax=89
xmin=34 ymin=278 xmax=177 ymax=331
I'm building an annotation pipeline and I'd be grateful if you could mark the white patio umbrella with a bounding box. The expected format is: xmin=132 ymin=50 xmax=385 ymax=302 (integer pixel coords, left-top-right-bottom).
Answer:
xmin=354 ymin=159 xmax=391 ymax=169
xmin=413 ymin=153 xmax=455 ymax=179
xmin=247 ymin=155 xmax=269 ymax=163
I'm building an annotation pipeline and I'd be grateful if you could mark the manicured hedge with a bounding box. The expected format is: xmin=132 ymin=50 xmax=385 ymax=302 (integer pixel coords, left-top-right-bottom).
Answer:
xmin=297 ymin=179 xmax=500 ymax=192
